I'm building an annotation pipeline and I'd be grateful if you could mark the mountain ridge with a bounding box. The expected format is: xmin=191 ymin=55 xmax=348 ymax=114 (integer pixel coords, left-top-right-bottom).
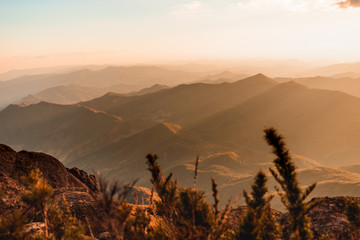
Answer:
xmin=2 ymin=73 xmax=360 ymax=208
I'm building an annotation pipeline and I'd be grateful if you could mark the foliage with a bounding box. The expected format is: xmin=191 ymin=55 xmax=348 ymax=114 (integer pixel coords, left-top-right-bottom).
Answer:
xmin=47 ymin=196 xmax=85 ymax=240
xmin=264 ymin=127 xmax=319 ymax=240
xmin=1 ymin=169 xmax=85 ymax=240
xmin=146 ymin=153 xmax=232 ymax=240
xmin=124 ymin=207 xmax=151 ymax=239
xmin=96 ymin=175 xmax=135 ymax=240
xmin=0 ymin=210 xmax=26 ymax=240
xmin=21 ymin=169 xmax=53 ymax=238
xmin=236 ymin=171 xmax=280 ymax=240
xmin=0 ymin=127 xmax=323 ymax=240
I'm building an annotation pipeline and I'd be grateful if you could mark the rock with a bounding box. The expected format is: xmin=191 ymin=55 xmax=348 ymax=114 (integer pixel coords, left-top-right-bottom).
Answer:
xmin=0 ymin=173 xmax=26 ymax=215
xmin=279 ymin=196 xmax=356 ymax=239
xmin=54 ymin=190 xmax=107 ymax=235
xmin=0 ymin=144 xmax=17 ymax=175
xmin=0 ymin=144 xmax=107 ymax=236
xmin=125 ymin=186 xmax=159 ymax=205
xmin=10 ymin=150 xmax=88 ymax=190
xmin=308 ymin=196 xmax=355 ymax=240
xmin=67 ymin=167 xmax=99 ymax=192
xmin=98 ymin=232 xmax=111 ymax=240
xmin=24 ymin=222 xmax=46 ymax=236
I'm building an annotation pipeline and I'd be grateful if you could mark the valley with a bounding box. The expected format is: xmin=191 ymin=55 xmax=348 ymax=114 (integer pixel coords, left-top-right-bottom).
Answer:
xmin=2 ymin=67 xmax=360 ymax=209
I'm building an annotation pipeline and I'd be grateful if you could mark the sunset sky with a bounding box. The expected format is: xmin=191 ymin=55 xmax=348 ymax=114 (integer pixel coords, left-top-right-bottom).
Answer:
xmin=1 ymin=0 xmax=360 ymax=73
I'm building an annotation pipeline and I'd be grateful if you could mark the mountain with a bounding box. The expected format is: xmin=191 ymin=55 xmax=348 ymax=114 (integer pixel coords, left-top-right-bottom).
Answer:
xmin=19 ymin=84 xmax=106 ymax=106
xmin=0 ymin=73 xmax=278 ymax=185
xmin=275 ymin=76 xmax=360 ymax=98
xmin=196 ymin=71 xmax=248 ymax=84
xmin=338 ymin=164 xmax=360 ymax=175
xmin=126 ymin=84 xmax=169 ymax=96
xmin=3 ymin=73 xmax=360 ymax=207
xmin=229 ymin=63 xmax=310 ymax=78
xmin=18 ymin=83 xmax=170 ymax=107
xmin=0 ymin=65 xmax=203 ymax=110
xmin=0 ymin=65 xmax=107 ymax=81
xmin=218 ymin=166 xmax=360 ymax=212
xmin=81 ymin=73 xmax=277 ymax=126
xmin=303 ymin=62 xmax=360 ymax=77
xmin=192 ymin=81 xmax=360 ymax=167
xmin=0 ymin=73 xmax=60 ymax=110
xmin=331 ymin=72 xmax=360 ymax=79
xmin=0 ymin=102 xmax=156 ymax=166
xmin=54 ymin=66 xmax=202 ymax=87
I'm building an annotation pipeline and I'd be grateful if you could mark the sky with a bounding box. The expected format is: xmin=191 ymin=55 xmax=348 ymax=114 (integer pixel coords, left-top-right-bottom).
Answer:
xmin=1 ymin=0 xmax=360 ymax=73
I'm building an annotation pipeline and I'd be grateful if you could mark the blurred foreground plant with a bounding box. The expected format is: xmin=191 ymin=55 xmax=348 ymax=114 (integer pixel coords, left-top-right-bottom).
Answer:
xmin=265 ymin=127 xmax=319 ymax=240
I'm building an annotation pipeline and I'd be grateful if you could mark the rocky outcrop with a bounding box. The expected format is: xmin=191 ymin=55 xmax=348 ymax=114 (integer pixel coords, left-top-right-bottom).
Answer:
xmin=278 ymin=196 xmax=356 ymax=239
xmin=125 ymin=186 xmax=160 ymax=205
xmin=67 ymin=167 xmax=99 ymax=192
xmin=307 ymin=196 xmax=355 ymax=239
xmin=24 ymin=222 xmax=46 ymax=236
xmin=0 ymin=144 xmax=17 ymax=175
xmin=0 ymin=144 xmax=106 ymax=236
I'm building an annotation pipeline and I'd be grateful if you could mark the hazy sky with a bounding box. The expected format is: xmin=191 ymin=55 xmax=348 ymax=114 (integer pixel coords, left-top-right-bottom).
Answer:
xmin=1 ymin=0 xmax=360 ymax=73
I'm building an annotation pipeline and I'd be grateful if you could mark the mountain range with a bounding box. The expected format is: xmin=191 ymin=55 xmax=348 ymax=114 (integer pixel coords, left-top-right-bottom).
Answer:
xmin=2 ymin=73 xmax=360 ymax=207
xmin=276 ymin=76 xmax=360 ymax=98
xmin=2 ymin=62 xmax=360 ymax=110
xmin=18 ymin=83 xmax=170 ymax=106
xmin=0 ymin=65 xmax=204 ymax=110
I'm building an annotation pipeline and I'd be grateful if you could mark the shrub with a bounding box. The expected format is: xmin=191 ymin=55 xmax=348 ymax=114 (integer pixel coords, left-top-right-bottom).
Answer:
xmin=264 ymin=127 xmax=318 ymax=240
xmin=236 ymin=171 xmax=280 ymax=240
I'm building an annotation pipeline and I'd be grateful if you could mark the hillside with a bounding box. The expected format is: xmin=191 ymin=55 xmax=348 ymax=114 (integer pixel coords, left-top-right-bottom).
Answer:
xmin=275 ymin=76 xmax=360 ymax=98
xmin=2 ymin=74 xmax=360 ymax=205
xmin=81 ymin=73 xmax=277 ymax=125
xmin=0 ymin=65 xmax=107 ymax=81
xmin=0 ymin=102 xmax=156 ymax=165
xmin=126 ymin=84 xmax=169 ymax=96
xmin=19 ymin=84 xmax=106 ymax=106
xmin=331 ymin=72 xmax=360 ymax=78
xmin=219 ymin=166 xmax=360 ymax=212
xmin=18 ymin=83 xmax=169 ymax=107
xmin=192 ymin=81 xmax=360 ymax=166
xmin=0 ymin=144 xmax=107 ymax=236
xmin=0 ymin=65 xmax=203 ymax=110
xmin=196 ymin=71 xmax=248 ymax=84
xmin=303 ymin=62 xmax=360 ymax=77
xmin=1 ymin=144 xmax=359 ymax=239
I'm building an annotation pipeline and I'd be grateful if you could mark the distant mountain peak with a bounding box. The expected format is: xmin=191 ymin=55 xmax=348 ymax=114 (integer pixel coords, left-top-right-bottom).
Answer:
xmin=233 ymin=73 xmax=277 ymax=86
xmin=126 ymin=84 xmax=169 ymax=96
xmin=1 ymin=104 xmax=24 ymax=114
xmin=250 ymin=73 xmax=270 ymax=79
xmin=279 ymin=80 xmax=309 ymax=89
xmin=103 ymin=92 xmax=123 ymax=97
xmin=151 ymin=83 xmax=169 ymax=88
